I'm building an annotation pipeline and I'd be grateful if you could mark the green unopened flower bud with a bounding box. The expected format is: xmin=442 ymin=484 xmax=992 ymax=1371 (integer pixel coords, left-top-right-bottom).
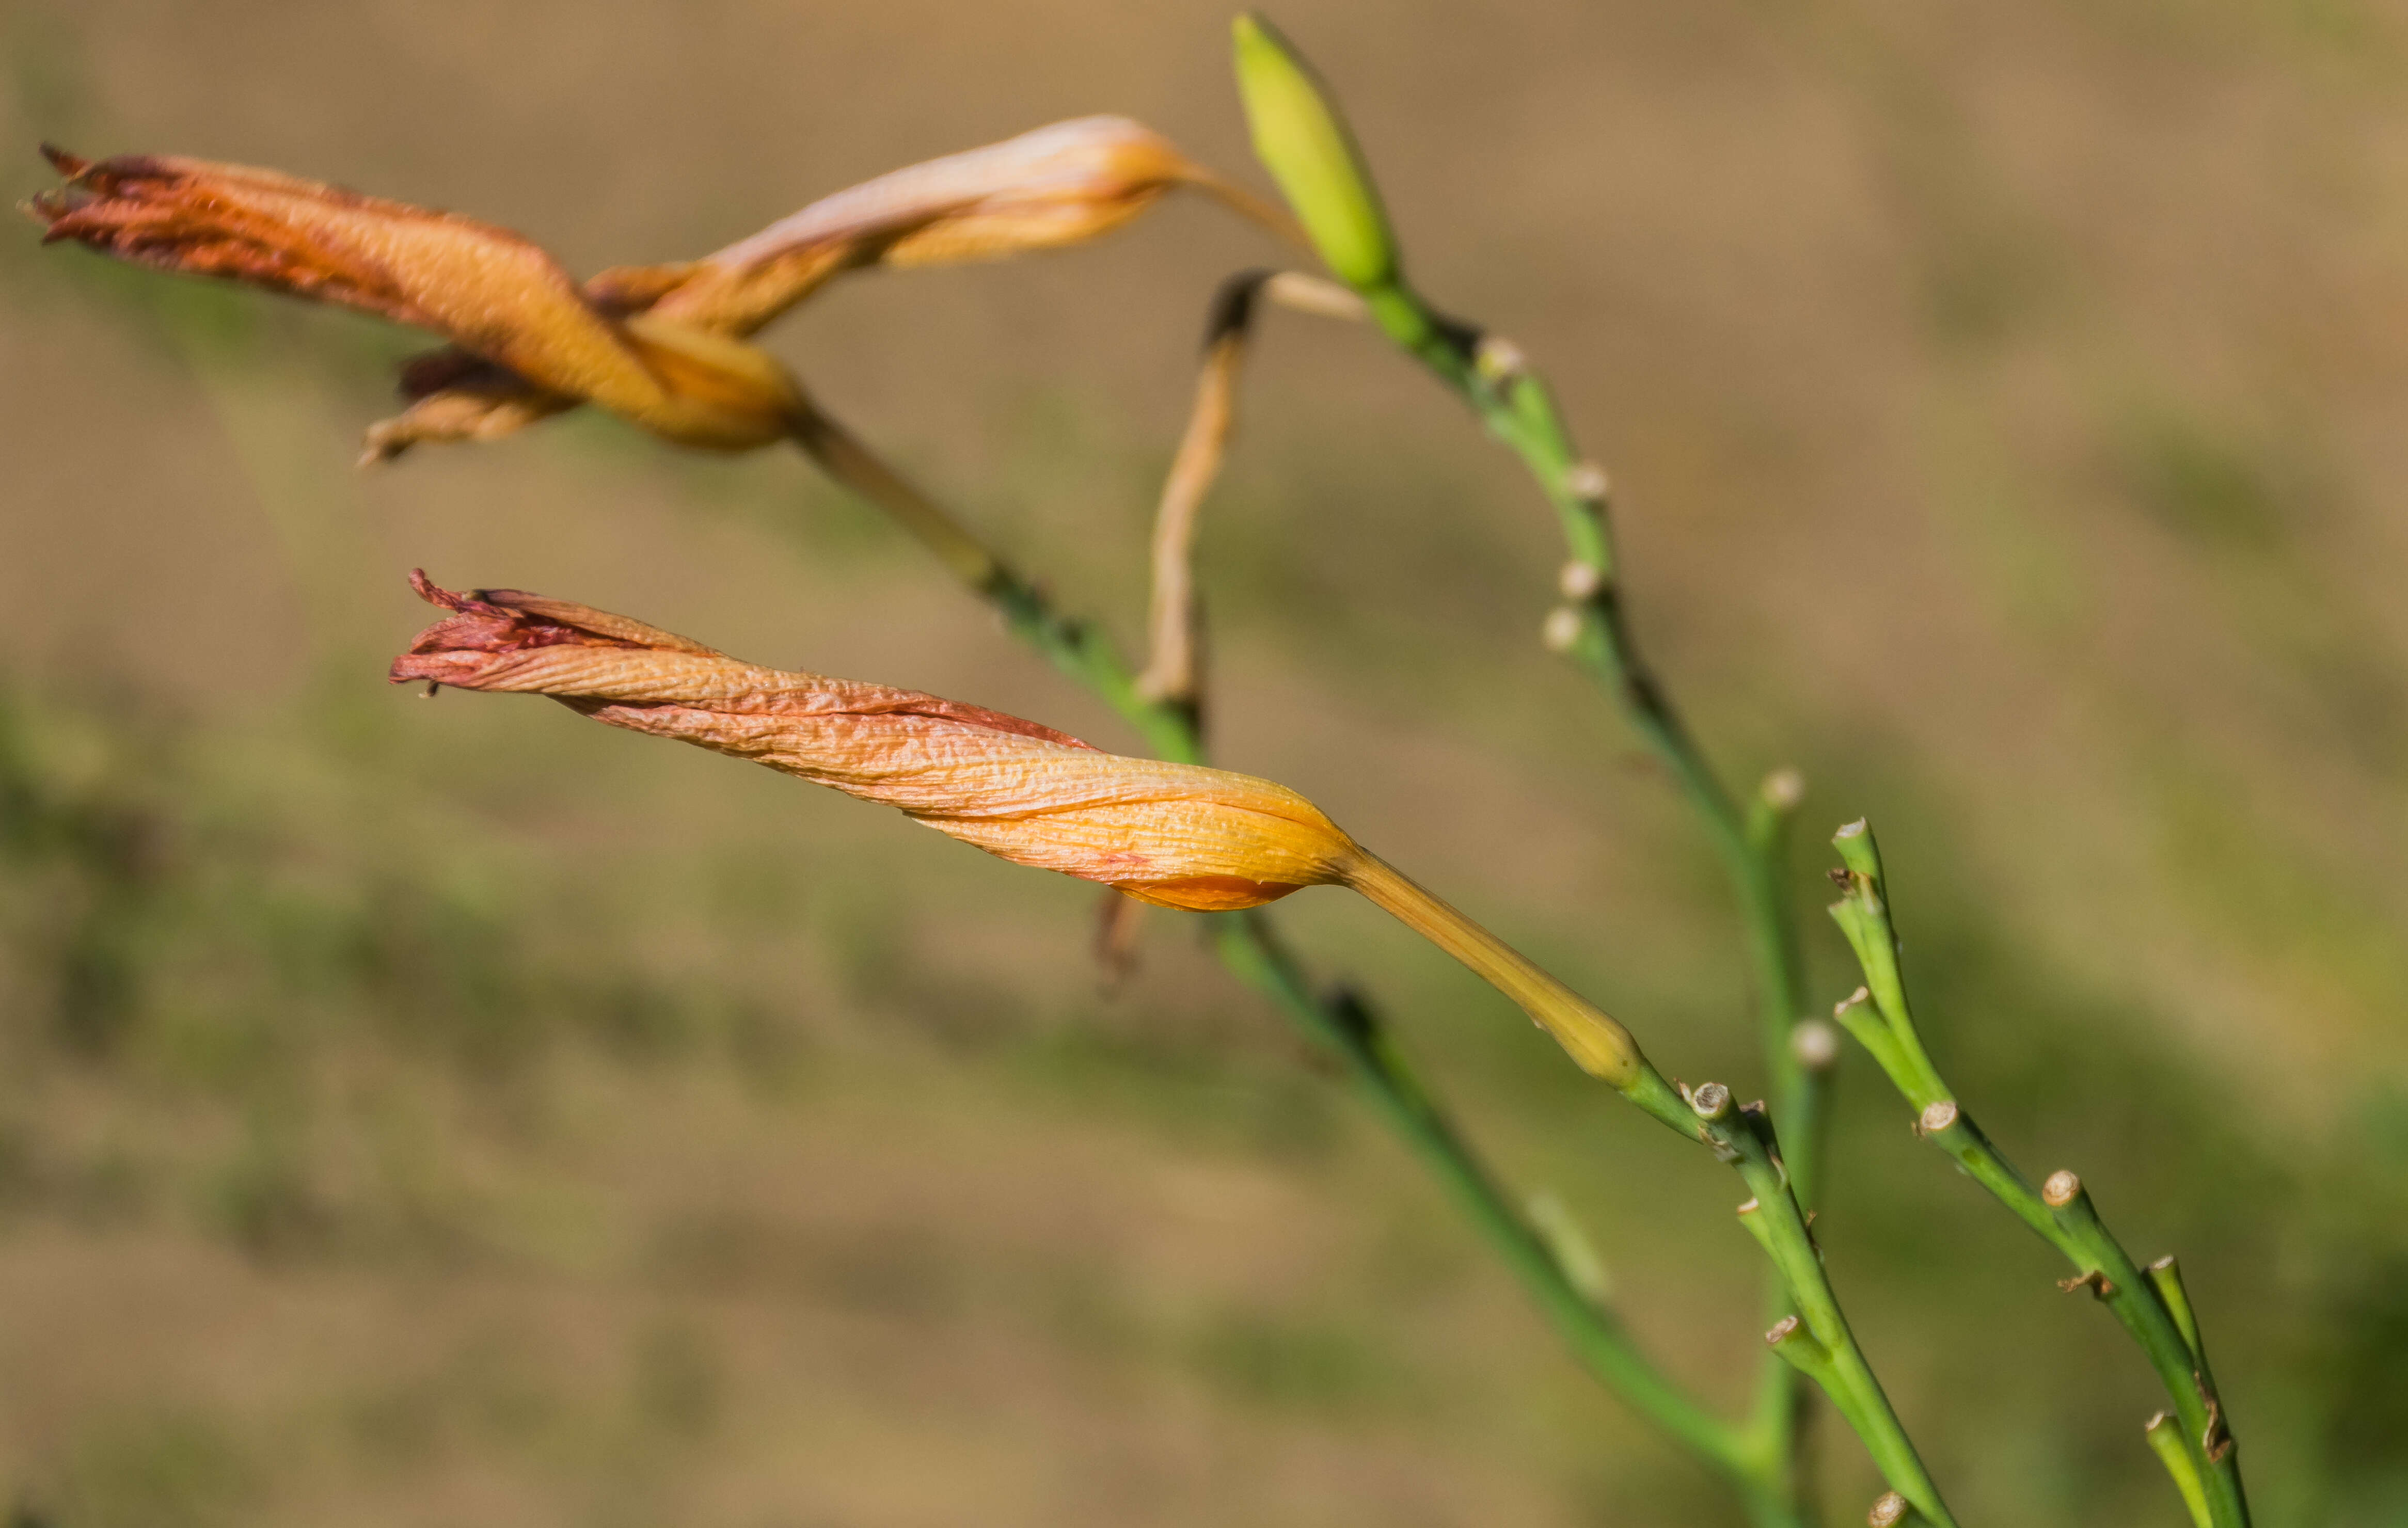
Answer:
xmin=1230 ymin=13 xmax=1398 ymax=290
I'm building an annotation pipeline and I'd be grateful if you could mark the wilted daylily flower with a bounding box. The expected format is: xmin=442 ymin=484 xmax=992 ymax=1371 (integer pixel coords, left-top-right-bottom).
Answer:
xmin=26 ymin=118 xmax=1291 ymax=462
xmin=390 ymin=573 xmax=1645 ymax=1088
xmin=376 ymin=116 xmax=1294 ymax=460
xmin=25 ymin=146 xmax=802 ymax=455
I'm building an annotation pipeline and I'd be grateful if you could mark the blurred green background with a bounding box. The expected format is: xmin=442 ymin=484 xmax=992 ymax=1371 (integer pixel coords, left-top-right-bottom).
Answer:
xmin=2 ymin=1 xmax=2405 ymax=1524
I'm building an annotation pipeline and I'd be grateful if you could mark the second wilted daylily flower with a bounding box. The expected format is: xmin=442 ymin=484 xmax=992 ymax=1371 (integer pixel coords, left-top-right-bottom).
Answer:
xmin=391 ymin=573 xmax=1646 ymax=1088
xmin=26 ymin=118 xmax=1291 ymax=463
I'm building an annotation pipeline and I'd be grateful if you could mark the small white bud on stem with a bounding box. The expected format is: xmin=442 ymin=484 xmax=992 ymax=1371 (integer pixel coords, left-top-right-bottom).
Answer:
xmin=1760 ymin=767 xmax=1805 ymax=811
xmin=1791 ymin=1018 xmax=1840 ymax=1071
xmin=1474 ymin=336 xmax=1527 ymax=383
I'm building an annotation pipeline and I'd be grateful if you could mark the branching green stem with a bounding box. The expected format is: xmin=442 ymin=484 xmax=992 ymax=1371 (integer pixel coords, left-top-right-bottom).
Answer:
xmin=777 ymin=412 xmax=1789 ymax=1508
xmin=1827 ymin=819 xmax=2251 ymax=1528
xmin=1660 ymin=1083 xmax=1957 ymax=1527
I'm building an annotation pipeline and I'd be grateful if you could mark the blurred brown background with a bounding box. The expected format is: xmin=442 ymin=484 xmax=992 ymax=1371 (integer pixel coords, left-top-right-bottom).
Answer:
xmin=2 ymin=1 xmax=2404 ymax=1524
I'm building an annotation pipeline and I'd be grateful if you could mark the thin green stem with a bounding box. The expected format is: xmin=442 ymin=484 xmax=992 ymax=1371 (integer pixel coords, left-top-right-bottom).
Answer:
xmin=1828 ymin=820 xmax=2251 ymax=1528
xmin=2148 ymin=1412 xmax=2216 ymax=1528
xmin=1351 ymin=274 xmax=1826 ymax=1497
xmin=1211 ymin=913 xmax=1763 ymax=1486
xmin=777 ymin=415 xmax=1784 ymax=1509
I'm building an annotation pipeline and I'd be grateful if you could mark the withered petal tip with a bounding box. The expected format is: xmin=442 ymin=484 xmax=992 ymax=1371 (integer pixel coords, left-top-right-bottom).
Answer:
xmin=406 ymin=568 xmax=495 ymax=617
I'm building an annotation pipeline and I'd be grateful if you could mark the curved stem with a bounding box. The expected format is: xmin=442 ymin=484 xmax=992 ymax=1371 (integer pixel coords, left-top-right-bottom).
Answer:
xmin=1346 ymin=275 xmax=1828 ymax=1502
xmin=1135 ymin=271 xmax=1264 ymax=715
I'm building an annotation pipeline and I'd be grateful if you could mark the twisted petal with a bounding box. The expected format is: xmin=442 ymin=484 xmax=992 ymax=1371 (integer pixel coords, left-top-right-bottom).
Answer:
xmin=391 ymin=574 xmax=1359 ymax=911
xmin=653 ymin=116 xmax=1258 ymax=335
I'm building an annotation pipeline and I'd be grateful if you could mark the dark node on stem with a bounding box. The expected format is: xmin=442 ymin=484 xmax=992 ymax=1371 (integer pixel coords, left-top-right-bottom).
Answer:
xmin=1868 ymin=1492 xmax=1909 ymax=1527
xmin=1430 ymin=307 xmax=1486 ymax=362
xmin=1689 ymin=1081 xmax=1732 ymax=1121
xmin=2058 ymin=1269 xmax=2115 ymax=1299
xmin=2199 ymin=1386 xmax=2233 ymax=1460
xmin=1622 ymin=670 xmax=1668 ymax=715
xmin=1201 ymin=267 xmax=1273 ymax=351
xmin=1917 ymin=1100 xmax=1959 ymax=1136
xmin=1827 ymin=866 xmax=1852 ymax=888
xmin=2042 ymin=1169 xmax=2083 ymax=1208
xmin=1324 ymin=983 xmax=1380 ymax=1047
